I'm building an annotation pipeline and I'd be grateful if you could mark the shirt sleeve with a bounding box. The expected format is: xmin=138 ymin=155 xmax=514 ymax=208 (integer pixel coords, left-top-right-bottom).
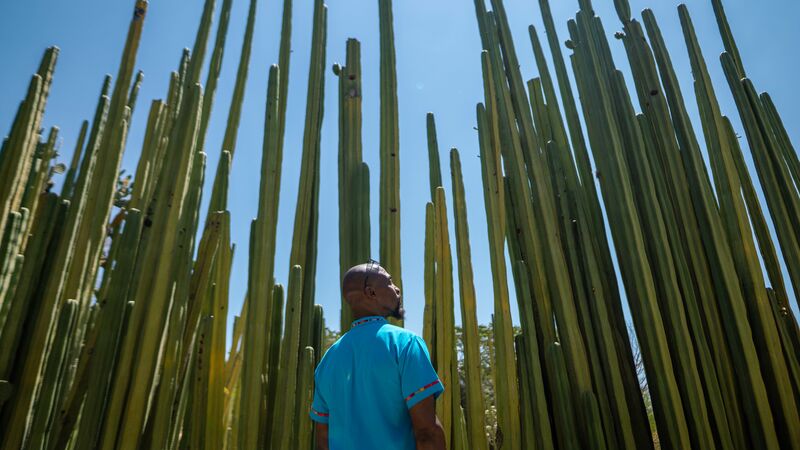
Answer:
xmin=399 ymin=335 xmax=444 ymax=409
xmin=309 ymin=369 xmax=330 ymax=424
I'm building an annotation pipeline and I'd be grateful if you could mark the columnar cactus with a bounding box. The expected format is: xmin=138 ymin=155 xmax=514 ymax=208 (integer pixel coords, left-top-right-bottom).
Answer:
xmin=378 ymin=0 xmax=403 ymax=327
xmin=449 ymin=149 xmax=487 ymax=450
xmin=335 ymin=38 xmax=370 ymax=331
xmin=239 ymin=63 xmax=282 ymax=449
xmin=206 ymin=0 xmax=260 ymax=217
xmin=288 ymin=0 xmax=326 ymax=360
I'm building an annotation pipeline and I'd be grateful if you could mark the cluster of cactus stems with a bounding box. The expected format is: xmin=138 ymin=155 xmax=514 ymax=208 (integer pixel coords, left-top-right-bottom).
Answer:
xmin=0 ymin=0 xmax=329 ymax=447
xmin=454 ymin=0 xmax=800 ymax=447
xmin=1 ymin=0 xmax=799 ymax=448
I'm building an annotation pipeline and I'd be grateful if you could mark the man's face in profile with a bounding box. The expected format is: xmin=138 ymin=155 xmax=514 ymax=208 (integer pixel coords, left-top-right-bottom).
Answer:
xmin=369 ymin=267 xmax=404 ymax=320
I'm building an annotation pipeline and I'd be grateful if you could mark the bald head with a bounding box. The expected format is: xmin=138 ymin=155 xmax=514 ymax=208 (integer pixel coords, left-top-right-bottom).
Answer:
xmin=342 ymin=262 xmax=404 ymax=320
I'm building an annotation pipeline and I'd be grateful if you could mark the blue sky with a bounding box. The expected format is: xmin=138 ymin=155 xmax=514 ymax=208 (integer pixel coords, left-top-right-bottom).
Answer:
xmin=1 ymin=0 xmax=798 ymax=342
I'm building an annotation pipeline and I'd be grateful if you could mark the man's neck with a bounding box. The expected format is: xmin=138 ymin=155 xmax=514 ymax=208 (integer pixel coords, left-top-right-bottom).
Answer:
xmin=351 ymin=312 xmax=385 ymax=321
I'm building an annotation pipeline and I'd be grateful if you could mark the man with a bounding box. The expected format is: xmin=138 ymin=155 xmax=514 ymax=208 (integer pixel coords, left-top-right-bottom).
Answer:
xmin=309 ymin=260 xmax=447 ymax=450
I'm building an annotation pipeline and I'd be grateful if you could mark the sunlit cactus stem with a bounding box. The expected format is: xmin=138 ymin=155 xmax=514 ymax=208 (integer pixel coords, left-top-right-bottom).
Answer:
xmin=205 ymin=0 xmax=260 ymax=217
xmin=378 ymin=0 xmax=403 ymax=326
xmin=239 ymin=63 xmax=282 ymax=449
xmin=449 ymin=148 xmax=487 ymax=450
xmin=287 ymin=0 xmax=326 ymax=371
xmin=335 ymin=38 xmax=370 ymax=331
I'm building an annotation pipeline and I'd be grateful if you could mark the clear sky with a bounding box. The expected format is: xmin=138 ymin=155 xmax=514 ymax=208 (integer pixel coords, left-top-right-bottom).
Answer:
xmin=1 ymin=0 xmax=798 ymax=342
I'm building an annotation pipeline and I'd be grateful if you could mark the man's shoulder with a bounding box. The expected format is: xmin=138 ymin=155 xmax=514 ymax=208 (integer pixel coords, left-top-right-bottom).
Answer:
xmin=377 ymin=324 xmax=423 ymax=348
xmin=316 ymin=336 xmax=344 ymax=369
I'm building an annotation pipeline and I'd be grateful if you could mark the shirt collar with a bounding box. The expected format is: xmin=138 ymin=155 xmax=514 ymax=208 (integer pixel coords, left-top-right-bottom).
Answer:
xmin=351 ymin=316 xmax=387 ymax=329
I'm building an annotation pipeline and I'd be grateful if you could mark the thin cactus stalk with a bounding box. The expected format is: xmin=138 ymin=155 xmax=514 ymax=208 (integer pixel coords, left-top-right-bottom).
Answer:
xmin=545 ymin=342 xmax=580 ymax=450
xmin=184 ymin=0 xmax=216 ymax=89
xmin=128 ymin=99 xmax=167 ymax=210
xmin=262 ymin=283 xmax=284 ymax=441
xmin=515 ymin=335 xmax=535 ymax=450
xmin=197 ymin=0 xmax=233 ymax=154
xmin=378 ymin=0 xmax=403 ymax=327
xmin=206 ymin=0 xmax=259 ymax=216
xmin=19 ymin=127 xmax=58 ymax=237
xmin=581 ymin=392 xmax=609 ymax=450
xmin=431 ymin=187 xmax=455 ymax=448
xmin=296 ymin=345 xmax=316 ymax=450
xmin=288 ymin=0 xmax=326 ymax=377
xmin=277 ymin=0 xmax=293 ymax=152
xmin=426 ymin=114 xmax=443 ymax=198
xmin=422 ymin=113 xmax=441 ymax=363
xmin=760 ymin=94 xmax=800 ymax=202
xmin=422 ymin=202 xmax=435 ymax=355
xmin=206 ymin=212 xmax=232 ymax=448
xmin=239 ymin=64 xmax=282 ymax=450
xmin=449 ymin=148 xmax=487 ymax=450
xmin=335 ymin=38 xmax=370 ymax=331
xmin=271 ymin=265 xmax=303 ymax=449
xmin=0 ymin=208 xmax=28 ymax=322
xmin=511 ymin=261 xmax=553 ymax=450
xmin=474 ymin=51 xmax=520 ymax=446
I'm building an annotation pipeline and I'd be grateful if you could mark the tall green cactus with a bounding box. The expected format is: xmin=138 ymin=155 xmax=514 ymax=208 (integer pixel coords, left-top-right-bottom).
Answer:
xmin=335 ymin=38 xmax=370 ymax=331
xmin=449 ymin=149 xmax=487 ymax=450
xmin=206 ymin=0 xmax=260 ymax=216
xmin=378 ymin=0 xmax=403 ymax=327
xmin=431 ymin=186 xmax=462 ymax=449
xmin=474 ymin=51 xmax=520 ymax=449
xmin=426 ymin=114 xmax=443 ymax=199
xmin=288 ymin=0 xmax=326 ymax=360
xmin=239 ymin=64 xmax=282 ymax=449
xmin=271 ymin=265 xmax=304 ymax=449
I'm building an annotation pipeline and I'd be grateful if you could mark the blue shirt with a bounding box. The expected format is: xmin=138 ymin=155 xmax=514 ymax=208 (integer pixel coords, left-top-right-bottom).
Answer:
xmin=309 ymin=316 xmax=444 ymax=450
